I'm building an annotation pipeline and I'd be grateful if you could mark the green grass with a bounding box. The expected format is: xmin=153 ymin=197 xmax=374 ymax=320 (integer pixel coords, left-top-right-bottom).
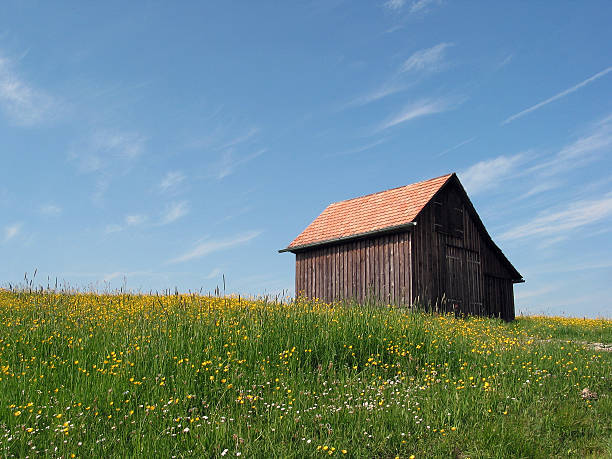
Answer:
xmin=512 ymin=315 xmax=612 ymax=344
xmin=0 ymin=290 xmax=610 ymax=458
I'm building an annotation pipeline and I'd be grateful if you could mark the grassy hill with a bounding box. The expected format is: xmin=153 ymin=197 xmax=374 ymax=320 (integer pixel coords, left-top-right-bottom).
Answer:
xmin=0 ymin=290 xmax=610 ymax=458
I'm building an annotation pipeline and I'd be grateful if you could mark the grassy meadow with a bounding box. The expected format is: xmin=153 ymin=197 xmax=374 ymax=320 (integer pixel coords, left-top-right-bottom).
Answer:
xmin=0 ymin=289 xmax=610 ymax=458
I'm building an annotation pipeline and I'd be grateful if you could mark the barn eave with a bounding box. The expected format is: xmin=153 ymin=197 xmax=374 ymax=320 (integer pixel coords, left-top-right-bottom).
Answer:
xmin=278 ymin=221 xmax=417 ymax=253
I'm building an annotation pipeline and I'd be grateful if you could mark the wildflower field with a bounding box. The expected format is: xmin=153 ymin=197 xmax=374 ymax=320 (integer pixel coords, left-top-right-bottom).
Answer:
xmin=0 ymin=290 xmax=610 ymax=458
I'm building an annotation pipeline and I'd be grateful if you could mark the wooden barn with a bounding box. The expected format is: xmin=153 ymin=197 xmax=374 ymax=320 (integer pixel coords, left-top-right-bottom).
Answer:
xmin=279 ymin=173 xmax=523 ymax=320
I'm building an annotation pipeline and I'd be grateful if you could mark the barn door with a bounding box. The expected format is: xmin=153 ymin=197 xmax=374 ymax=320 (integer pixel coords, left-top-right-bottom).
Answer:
xmin=465 ymin=250 xmax=483 ymax=315
xmin=445 ymin=245 xmax=483 ymax=316
xmin=445 ymin=245 xmax=463 ymax=313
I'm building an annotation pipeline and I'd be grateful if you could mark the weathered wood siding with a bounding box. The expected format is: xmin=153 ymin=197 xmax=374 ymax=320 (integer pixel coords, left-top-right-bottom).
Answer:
xmin=411 ymin=181 xmax=515 ymax=320
xmin=483 ymin=275 xmax=515 ymax=321
xmin=293 ymin=178 xmax=517 ymax=320
xmin=295 ymin=232 xmax=412 ymax=305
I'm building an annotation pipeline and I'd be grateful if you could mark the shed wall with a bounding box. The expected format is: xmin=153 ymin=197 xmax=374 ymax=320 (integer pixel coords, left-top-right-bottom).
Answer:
xmin=295 ymin=231 xmax=412 ymax=305
xmin=411 ymin=183 xmax=515 ymax=320
xmin=291 ymin=179 xmax=517 ymax=320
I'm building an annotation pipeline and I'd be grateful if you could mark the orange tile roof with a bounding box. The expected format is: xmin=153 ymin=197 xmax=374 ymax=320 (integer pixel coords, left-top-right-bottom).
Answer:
xmin=286 ymin=173 xmax=453 ymax=250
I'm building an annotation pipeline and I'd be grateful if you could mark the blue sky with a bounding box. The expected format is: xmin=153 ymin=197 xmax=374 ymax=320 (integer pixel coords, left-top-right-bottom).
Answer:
xmin=1 ymin=1 xmax=611 ymax=317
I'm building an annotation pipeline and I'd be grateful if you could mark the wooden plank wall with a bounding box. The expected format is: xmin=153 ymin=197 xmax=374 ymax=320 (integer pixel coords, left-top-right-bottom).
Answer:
xmin=481 ymin=243 xmax=513 ymax=279
xmin=483 ymin=275 xmax=515 ymax=321
xmin=411 ymin=201 xmax=458 ymax=310
xmin=478 ymin=220 xmax=515 ymax=321
xmin=294 ymin=231 xmax=412 ymax=305
xmin=411 ymin=182 xmax=515 ymax=320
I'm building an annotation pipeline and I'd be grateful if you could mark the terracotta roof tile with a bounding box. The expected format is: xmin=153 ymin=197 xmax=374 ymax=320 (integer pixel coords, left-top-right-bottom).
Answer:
xmin=287 ymin=173 xmax=453 ymax=249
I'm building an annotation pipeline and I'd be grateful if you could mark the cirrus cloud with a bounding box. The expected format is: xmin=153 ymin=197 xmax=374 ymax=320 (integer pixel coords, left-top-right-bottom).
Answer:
xmin=169 ymin=231 xmax=262 ymax=264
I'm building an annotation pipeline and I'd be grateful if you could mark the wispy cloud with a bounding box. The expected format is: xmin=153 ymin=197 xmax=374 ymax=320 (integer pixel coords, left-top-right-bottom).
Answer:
xmin=105 ymin=203 xmax=189 ymax=234
xmin=560 ymin=260 xmax=612 ymax=272
xmin=383 ymin=0 xmax=441 ymax=14
xmin=523 ymin=259 xmax=612 ymax=275
xmin=105 ymin=224 xmax=123 ymax=234
xmin=187 ymin=124 xmax=266 ymax=180
xmin=409 ymin=0 xmax=441 ymax=13
xmin=518 ymin=181 xmax=559 ymax=199
xmin=160 ymin=201 xmax=189 ymax=225
xmin=346 ymin=43 xmax=452 ymax=108
xmin=205 ymin=267 xmax=222 ymax=279
xmin=69 ymin=129 xmax=147 ymax=202
xmin=461 ymin=113 xmax=612 ymax=197
xmin=187 ymin=125 xmax=259 ymax=152
xmin=347 ymin=85 xmax=407 ymax=108
xmin=383 ymin=0 xmax=406 ymax=11
xmin=125 ymin=214 xmax=147 ymax=226
xmin=214 ymin=206 xmax=253 ymax=226
xmin=40 ymin=204 xmax=62 ymax=216
xmin=499 ymin=193 xmax=612 ymax=242
xmin=514 ymin=286 xmax=555 ymax=300
xmin=101 ymin=270 xmax=169 ymax=283
xmin=169 ymin=231 xmax=262 ymax=264
xmin=159 ymin=171 xmax=186 ymax=193
xmin=379 ymin=97 xmax=459 ymax=130
xmin=547 ymin=114 xmax=612 ymax=170
xmin=459 ymin=152 xmax=526 ymax=195
xmin=327 ymin=137 xmax=389 ymax=157
xmin=400 ymin=43 xmax=452 ymax=73
xmin=71 ymin=129 xmax=146 ymax=174
xmin=3 ymin=222 xmax=22 ymax=242
xmin=103 ymin=271 xmax=124 ymax=282
xmin=524 ymin=113 xmax=612 ymax=180
xmin=217 ymin=127 xmax=260 ymax=150
xmin=502 ymin=66 xmax=612 ymax=125
xmin=437 ymin=136 xmax=476 ymax=157
xmin=105 ymin=214 xmax=147 ymax=233
xmin=0 ymin=53 xmax=58 ymax=126
xmin=496 ymin=53 xmax=514 ymax=70
xmin=215 ymin=148 xmax=266 ymax=179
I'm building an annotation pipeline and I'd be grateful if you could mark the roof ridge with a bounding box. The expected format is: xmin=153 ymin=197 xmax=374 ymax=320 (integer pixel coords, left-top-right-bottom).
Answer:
xmin=327 ymin=172 xmax=454 ymax=207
